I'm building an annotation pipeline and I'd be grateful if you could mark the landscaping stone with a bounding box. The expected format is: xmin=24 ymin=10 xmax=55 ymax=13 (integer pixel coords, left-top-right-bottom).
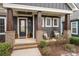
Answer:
xmin=61 ymin=53 xmax=79 ymax=56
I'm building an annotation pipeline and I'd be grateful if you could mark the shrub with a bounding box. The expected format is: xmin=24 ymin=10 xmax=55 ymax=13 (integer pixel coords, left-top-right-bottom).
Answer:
xmin=0 ymin=42 xmax=12 ymax=56
xmin=39 ymin=40 xmax=48 ymax=48
xmin=41 ymin=47 xmax=51 ymax=56
xmin=64 ymin=44 xmax=76 ymax=52
xmin=70 ymin=37 xmax=79 ymax=45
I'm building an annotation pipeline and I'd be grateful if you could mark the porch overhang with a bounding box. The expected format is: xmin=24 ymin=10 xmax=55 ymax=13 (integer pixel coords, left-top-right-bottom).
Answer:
xmin=3 ymin=3 xmax=73 ymax=14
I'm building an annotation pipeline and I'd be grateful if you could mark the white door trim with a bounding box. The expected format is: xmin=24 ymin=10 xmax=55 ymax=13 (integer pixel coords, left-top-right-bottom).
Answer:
xmin=17 ymin=17 xmax=28 ymax=38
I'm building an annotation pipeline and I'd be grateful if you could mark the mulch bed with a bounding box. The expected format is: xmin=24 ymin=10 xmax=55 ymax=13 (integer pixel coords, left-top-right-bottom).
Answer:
xmin=39 ymin=44 xmax=79 ymax=56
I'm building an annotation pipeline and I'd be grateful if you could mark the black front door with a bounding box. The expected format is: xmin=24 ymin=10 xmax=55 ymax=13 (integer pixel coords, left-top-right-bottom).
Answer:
xmin=19 ymin=19 xmax=26 ymax=37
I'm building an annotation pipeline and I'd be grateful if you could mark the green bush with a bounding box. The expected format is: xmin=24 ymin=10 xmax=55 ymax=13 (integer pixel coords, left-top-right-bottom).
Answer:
xmin=39 ymin=40 xmax=48 ymax=48
xmin=0 ymin=42 xmax=12 ymax=56
xmin=41 ymin=47 xmax=51 ymax=56
xmin=70 ymin=37 xmax=79 ymax=45
xmin=64 ymin=44 xmax=76 ymax=52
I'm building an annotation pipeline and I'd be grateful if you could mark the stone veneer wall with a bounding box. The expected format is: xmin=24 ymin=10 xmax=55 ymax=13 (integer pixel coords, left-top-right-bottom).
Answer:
xmin=36 ymin=30 xmax=43 ymax=42
xmin=5 ymin=31 xmax=15 ymax=47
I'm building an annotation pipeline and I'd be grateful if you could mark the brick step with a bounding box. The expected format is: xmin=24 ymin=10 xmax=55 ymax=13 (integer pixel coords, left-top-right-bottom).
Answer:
xmin=14 ymin=42 xmax=38 ymax=47
xmin=13 ymin=44 xmax=38 ymax=50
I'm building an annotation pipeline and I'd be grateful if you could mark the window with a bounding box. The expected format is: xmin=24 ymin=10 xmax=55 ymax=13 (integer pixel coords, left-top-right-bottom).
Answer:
xmin=71 ymin=21 xmax=78 ymax=35
xmin=53 ymin=18 xmax=59 ymax=27
xmin=21 ymin=20 xmax=25 ymax=32
xmin=45 ymin=17 xmax=52 ymax=27
xmin=0 ymin=17 xmax=6 ymax=34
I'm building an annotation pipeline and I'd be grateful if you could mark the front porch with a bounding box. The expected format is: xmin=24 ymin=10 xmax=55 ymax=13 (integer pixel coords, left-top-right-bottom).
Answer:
xmin=3 ymin=3 xmax=71 ymax=46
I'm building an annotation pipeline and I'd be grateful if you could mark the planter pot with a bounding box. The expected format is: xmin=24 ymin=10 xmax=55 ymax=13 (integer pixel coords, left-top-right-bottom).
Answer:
xmin=15 ymin=33 xmax=18 ymax=39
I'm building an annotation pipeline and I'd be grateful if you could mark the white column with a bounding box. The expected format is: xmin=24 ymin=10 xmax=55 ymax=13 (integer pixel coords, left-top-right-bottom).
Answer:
xmin=17 ymin=18 xmax=19 ymax=38
xmin=60 ymin=16 xmax=65 ymax=35
xmin=33 ymin=14 xmax=35 ymax=39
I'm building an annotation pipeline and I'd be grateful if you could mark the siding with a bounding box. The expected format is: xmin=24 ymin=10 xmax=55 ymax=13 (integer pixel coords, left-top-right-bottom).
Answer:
xmin=28 ymin=17 xmax=33 ymax=35
xmin=43 ymin=17 xmax=61 ymax=37
xmin=70 ymin=11 xmax=79 ymax=20
xmin=0 ymin=35 xmax=5 ymax=42
xmin=15 ymin=3 xmax=71 ymax=10
xmin=75 ymin=3 xmax=79 ymax=9
xmin=13 ymin=16 xmax=17 ymax=33
xmin=34 ymin=15 xmax=37 ymax=38
xmin=62 ymin=22 xmax=64 ymax=34
xmin=35 ymin=15 xmax=61 ymax=37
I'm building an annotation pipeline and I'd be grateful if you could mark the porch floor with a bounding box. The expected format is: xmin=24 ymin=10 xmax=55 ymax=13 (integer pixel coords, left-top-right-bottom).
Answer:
xmin=15 ymin=38 xmax=36 ymax=45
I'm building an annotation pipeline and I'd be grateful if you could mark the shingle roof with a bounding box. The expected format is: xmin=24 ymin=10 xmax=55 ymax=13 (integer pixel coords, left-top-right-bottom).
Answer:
xmin=75 ymin=3 xmax=79 ymax=9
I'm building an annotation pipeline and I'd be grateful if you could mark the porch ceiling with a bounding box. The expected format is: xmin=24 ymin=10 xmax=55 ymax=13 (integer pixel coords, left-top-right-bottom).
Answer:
xmin=13 ymin=8 xmax=66 ymax=16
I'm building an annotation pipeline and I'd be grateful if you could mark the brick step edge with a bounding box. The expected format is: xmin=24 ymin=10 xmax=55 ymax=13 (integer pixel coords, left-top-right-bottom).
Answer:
xmin=14 ymin=43 xmax=38 ymax=46
xmin=13 ymin=45 xmax=38 ymax=50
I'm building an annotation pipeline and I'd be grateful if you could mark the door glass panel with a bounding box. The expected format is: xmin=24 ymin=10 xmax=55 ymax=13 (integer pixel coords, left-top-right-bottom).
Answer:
xmin=21 ymin=20 xmax=25 ymax=32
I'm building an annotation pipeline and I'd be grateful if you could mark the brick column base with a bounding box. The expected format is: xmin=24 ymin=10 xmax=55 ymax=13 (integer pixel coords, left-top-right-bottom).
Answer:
xmin=5 ymin=31 xmax=15 ymax=47
xmin=64 ymin=30 xmax=71 ymax=39
xmin=36 ymin=30 xmax=43 ymax=42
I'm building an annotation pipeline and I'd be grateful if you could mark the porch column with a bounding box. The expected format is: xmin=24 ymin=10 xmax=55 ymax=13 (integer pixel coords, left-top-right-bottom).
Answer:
xmin=33 ymin=14 xmax=35 ymax=39
xmin=5 ymin=8 xmax=15 ymax=46
xmin=36 ymin=11 xmax=43 ymax=42
xmin=63 ymin=14 xmax=71 ymax=40
xmin=7 ymin=8 xmax=13 ymax=31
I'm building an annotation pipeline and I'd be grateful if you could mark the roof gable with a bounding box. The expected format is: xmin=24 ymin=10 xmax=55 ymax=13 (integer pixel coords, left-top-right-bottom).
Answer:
xmin=67 ymin=3 xmax=78 ymax=11
xmin=75 ymin=3 xmax=79 ymax=9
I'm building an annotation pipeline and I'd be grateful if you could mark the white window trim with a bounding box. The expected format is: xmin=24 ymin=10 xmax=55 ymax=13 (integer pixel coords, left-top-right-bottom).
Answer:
xmin=42 ymin=17 xmax=44 ymax=27
xmin=0 ymin=17 xmax=6 ymax=35
xmin=45 ymin=17 xmax=52 ymax=27
xmin=53 ymin=18 xmax=59 ymax=27
xmin=71 ymin=21 xmax=78 ymax=35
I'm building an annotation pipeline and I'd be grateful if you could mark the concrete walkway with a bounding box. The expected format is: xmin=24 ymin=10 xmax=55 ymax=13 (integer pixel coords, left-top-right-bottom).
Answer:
xmin=11 ymin=48 xmax=41 ymax=56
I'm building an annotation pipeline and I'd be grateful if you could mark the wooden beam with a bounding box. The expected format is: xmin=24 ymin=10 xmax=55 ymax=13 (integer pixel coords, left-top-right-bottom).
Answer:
xmin=7 ymin=8 xmax=13 ymax=31
xmin=63 ymin=14 xmax=71 ymax=39
xmin=36 ymin=11 xmax=43 ymax=42
xmin=37 ymin=11 xmax=42 ymax=30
